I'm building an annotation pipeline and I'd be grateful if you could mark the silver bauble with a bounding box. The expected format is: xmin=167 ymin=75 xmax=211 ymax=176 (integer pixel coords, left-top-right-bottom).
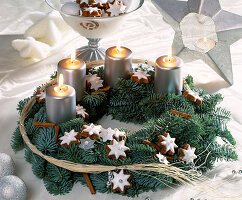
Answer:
xmin=0 ymin=153 xmax=15 ymax=178
xmin=0 ymin=175 xmax=27 ymax=200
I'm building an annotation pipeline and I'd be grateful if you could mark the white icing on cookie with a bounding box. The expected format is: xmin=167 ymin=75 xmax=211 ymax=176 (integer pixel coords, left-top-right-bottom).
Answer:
xmin=188 ymin=90 xmax=203 ymax=101
xmin=107 ymin=0 xmax=126 ymax=17
xmin=90 ymin=78 xmax=103 ymax=91
xmin=161 ymin=133 xmax=178 ymax=153
xmin=100 ymin=127 xmax=115 ymax=142
xmin=86 ymin=73 xmax=98 ymax=82
xmin=107 ymin=139 xmax=130 ymax=159
xmin=84 ymin=7 xmax=100 ymax=13
xmin=156 ymin=152 xmax=169 ymax=165
xmin=76 ymin=104 xmax=88 ymax=118
xmin=111 ymin=169 xmax=131 ymax=192
xmin=93 ymin=0 xmax=108 ymax=5
xmin=86 ymin=73 xmax=103 ymax=91
xmin=182 ymin=145 xmax=197 ymax=163
xmin=60 ymin=130 xmax=78 ymax=145
xmin=83 ymin=123 xmax=102 ymax=136
xmin=132 ymin=70 xmax=151 ymax=80
xmin=36 ymin=91 xmax=46 ymax=100
xmin=113 ymin=128 xmax=126 ymax=140
xmin=80 ymin=0 xmax=89 ymax=4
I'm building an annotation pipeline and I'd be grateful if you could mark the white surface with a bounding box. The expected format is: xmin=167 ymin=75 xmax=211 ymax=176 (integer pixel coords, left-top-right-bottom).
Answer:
xmin=0 ymin=0 xmax=242 ymax=199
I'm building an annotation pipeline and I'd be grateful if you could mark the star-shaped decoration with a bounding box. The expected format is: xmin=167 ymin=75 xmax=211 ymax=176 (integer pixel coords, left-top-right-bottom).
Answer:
xmin=156 ymin=153 xmax=169 ymax=165
xmin=158 ymin=132 xmax=178 ymax=155
xmin=79 ymin=138 xmax=95 ymax=150
xmin=111 ymin=169 xmax=132 ymax=193
xmin=106 ymin=139 xmax=130 ymax=159
xmin=113 ymin=128 xmax=126 ymax=140
xmin=82 ymin=123 xmax=102 ymax=136
xmin=90 ymin=78 xmax=104 ymax=91
xmin=141 ymin=63 xmax=155 ymax=72
xmin=151 ymin=0 xmax=242 ymax=85
xmin=59 ymin=129 xmax=78 ymax=145
xmin=86 ymin=73 xmax=104 ymax=91
xmin=100 ymin=128 xmax=115 ymax=142
xmin=106 ymin=0 xmax=126 ymax=17
xmin=86 ymin=73 xmax=99 ymax=83
xmin=76 ymin=104 xmax=89 ymax=118
xmin=179 ymin=144 xmax=197 ymax=163
xmin=131 ymin=70 xmax=151 ymax=84
xmin=183 ymin=90 xmax=203 ymax=105
xmin=36 ymin=91 xmax=46 ymax=100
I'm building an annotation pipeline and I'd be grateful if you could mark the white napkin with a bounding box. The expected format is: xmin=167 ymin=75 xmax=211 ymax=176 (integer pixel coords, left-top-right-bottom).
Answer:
xmin=12 ymin=37 xmax=51 ymax=60
xmin=12 ymin=11 xmax=72 ymax=60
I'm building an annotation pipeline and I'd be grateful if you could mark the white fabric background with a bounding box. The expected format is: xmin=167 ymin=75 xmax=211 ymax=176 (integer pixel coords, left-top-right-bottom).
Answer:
xmin=0 ymin=0 xmax=242 ymax=199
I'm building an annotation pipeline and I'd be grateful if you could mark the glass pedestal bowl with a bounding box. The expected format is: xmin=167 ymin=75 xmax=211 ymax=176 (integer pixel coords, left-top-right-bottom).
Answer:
xmin=46 ymin=0 xmax=144 ymax=62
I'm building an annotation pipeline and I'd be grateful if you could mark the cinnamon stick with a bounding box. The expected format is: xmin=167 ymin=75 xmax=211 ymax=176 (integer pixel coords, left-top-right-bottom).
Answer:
xmin=83 ymin=173 xmax=96 ymax=194
xmin=144 ymin=140 xmax=163 ymax=152
xmin=91 ymin=86 xmax=111 ymax=95
xmin=170 ymin=110 xmax=192 ymax=119
xmin=55 ymin=125 xmax=60 ymax=143
xmin=32 ymin=121 xmax=56 ymax=128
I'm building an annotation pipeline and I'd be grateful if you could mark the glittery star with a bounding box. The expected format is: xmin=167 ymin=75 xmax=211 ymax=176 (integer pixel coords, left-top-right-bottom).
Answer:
xmin=59 ymin=130 xmax=78 ymax=145
xmin=152 ymin=0 xmax=242 ymax=85
xmin=141 ymin=64 xmax=154 ymax=72
xmin=79 ymin=138 xmax=95 ymax=150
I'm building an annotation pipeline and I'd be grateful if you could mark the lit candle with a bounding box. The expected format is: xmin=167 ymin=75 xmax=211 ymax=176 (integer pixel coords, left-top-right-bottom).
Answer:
xmin=46 ymin=74 xmax=76 ymax=124
xmin=104 ymin=39 xmax=132 ymax=88
xmin=196 ymin=37 xmax=216 ymax=53
xmin=57 ymin=50 xmax=86 ymax=102
xmin=154 ymin=48 xmax=183 ymax=94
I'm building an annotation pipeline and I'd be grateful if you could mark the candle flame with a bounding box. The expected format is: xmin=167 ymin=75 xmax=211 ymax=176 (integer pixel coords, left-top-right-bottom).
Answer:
xmin=168 ymin=47 xmax=173 ymax=62
xmin=70 ymin=49 xmax=76 ymax=63
xmin=59 ymin=74 xmax=64 ymax=88
xmin=203 ymin=37 xmax=208 ymax=42
xmin=116 ymin=38 xmax=121 ymax=52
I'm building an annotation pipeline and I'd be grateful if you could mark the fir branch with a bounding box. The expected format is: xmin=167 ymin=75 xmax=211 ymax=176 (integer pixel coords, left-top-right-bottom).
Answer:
xmin=11 ymin=125 xmax=25 ymax=152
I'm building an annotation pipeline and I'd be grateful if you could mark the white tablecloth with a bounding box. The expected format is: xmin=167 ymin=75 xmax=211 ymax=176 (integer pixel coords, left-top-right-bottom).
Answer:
xmin=0 ymin=0 xmax=242 ymax=199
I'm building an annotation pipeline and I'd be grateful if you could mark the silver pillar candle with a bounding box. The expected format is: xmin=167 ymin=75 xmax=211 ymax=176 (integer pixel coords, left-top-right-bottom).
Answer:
xmin=58 ymin=58 xmax=86 ymax=102
xmin=104 ymin=46 xmax=132 ymax=88
xmin=154 ymin=55 xmax=183 ymax=95
xmin=46 ymin=74 xmax=76 ymax=124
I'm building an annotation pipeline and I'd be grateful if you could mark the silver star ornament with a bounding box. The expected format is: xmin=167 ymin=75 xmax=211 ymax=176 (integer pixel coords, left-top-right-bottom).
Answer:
xmin=152 ymin=0 xmax=242 ymax=85
xmin=79 ymin=138 xmax=95 ymax=150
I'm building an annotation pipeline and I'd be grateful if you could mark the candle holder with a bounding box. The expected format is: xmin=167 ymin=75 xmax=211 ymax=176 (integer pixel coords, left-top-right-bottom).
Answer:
xmin=45 ymin=0 xmax=144 ymax=62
